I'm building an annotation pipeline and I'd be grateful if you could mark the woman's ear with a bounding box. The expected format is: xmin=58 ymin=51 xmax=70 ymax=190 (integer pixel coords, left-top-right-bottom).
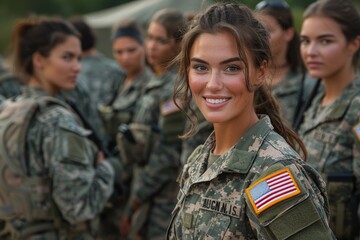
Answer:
xmin=348 ymin=35 xmax=360 ymax=56
xmin=284 ymin=27 xmax=295 ymax=43
xmin=32 ymin=52 xmax=45 ymax=70
xmin=255 ymin=60 xmax=268 ymax=86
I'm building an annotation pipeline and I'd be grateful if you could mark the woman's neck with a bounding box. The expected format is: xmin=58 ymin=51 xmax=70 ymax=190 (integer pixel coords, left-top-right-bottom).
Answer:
xmin=28 ymin=77 xmax=57 ymax=96
xmin=152 ymin=64 xmax=167 ymax=77
xmin=125 ymin=67 xmax=142 ymax=85
xmin=321 ymin=65 xmax=356 ymax=106
xmin=212 ymin=111 xmax=259 ymax=155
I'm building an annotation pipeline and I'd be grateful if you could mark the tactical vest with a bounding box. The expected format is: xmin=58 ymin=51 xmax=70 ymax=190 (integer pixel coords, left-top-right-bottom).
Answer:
xmin=0 ymin=96 xmax=89 ymax=239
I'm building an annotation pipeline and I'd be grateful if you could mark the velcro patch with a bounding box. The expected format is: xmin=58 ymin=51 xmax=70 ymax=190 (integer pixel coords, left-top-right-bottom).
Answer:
xmin=246 ymin=168 xmax=301 ymax=215
xmin=353 ymin=122 xmax=360 ymax=142
xmin=200 ymin=197 xmax=240 ymax=218
xmin=161 ymin=99 xmax=180 ymax=116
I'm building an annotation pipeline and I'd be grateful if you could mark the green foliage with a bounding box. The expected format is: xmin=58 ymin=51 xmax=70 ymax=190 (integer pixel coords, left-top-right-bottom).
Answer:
xmin=0 ymin=0 xmax=132 ymax=55
xmin=1 ymin=0 xmax=358 ymax=56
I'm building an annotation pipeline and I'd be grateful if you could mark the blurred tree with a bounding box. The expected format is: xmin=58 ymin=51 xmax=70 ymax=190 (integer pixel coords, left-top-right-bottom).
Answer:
xmin=0 ymin=0 xmax=357 ymax=55
xmin=0 ymin=0 xmax=132 ymax=55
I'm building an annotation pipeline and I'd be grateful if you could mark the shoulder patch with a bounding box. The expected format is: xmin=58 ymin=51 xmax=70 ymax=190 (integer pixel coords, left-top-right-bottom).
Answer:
xmin=246 ymin=168 xmax=301 ymax=215
xmin=353 ymin=122 xmax=360 ymax=142
xmin=160 ymin=99 xmax=180 ymax=116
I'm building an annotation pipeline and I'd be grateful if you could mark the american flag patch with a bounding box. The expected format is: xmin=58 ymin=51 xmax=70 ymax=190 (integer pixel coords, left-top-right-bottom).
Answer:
xmin=353 ymin=122 xmax=360 ymax=142
xmin=246 ymin=168 xmax=301 ymax=215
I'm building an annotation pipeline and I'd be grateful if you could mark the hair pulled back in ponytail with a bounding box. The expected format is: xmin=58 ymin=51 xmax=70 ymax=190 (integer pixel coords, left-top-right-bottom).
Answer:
xmin=173 ymin=2 xmax=307 ymax=158
xmin=11 ymin=16 xmax=80 ymax=81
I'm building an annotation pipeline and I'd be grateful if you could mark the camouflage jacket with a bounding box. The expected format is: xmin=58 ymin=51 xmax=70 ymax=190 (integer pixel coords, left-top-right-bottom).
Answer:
xmin=59 ymin=80 xmax=107 ymax=148
xmin=168 ymin=116 xmax=335 ymax=239
xmin=100 ymin=66 xmax=153 ymax=139
xmin=77 ymin=53 xmax=124 ymax=106
xmin=131 ymin=67 xmax=185 ymax=203
xmin=0 ymin=70 xmax=22 ymax=99
xmin=299 ymin=76 xmax=360 ymax=239
xmin=272 ymin=70 xmax=316 ymax=127
xmin=1 ymin=87 xmax=115 ymax=239
xmin=126 ymin=67 xmax=185 ymax=238
xmin=132 ymin=67 xmax=176 ymax=126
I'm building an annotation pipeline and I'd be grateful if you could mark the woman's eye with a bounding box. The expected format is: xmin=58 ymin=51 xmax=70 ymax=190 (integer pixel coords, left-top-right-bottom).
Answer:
xmin=63 ymin=54 xmax=72 ymax=61
xmin=225 ymin=65 xmax=240 ymax=72
xmin=192 ymin=64 xmax=207 ymax=71
xmin=300 ymin=38 xmax=309 ymax=45
xmin=320 ymin=39 xmax=331 ymax=45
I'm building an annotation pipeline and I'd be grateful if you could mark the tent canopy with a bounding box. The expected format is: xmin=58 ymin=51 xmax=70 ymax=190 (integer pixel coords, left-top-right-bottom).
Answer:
xmin=84 ymin=0 xmax=212 ymax=29
xmin=83 ymin=0 xmax=212 ymax=57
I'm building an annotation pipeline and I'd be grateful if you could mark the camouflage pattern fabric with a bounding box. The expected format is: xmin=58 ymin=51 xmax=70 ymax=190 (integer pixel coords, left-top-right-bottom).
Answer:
xmin=59 ymin=79 xmax=108 ymax=148
xmin=168 ymin=115 xmax=335 ymax=239
xmin=299 ymin=76 xmax=360 ymax=240
xmin=272 ymin=70 xmax=316 ymax=127
xmin=100 ymin=66 xmax=153 ymax=142
xmin=0 ymin=70 xmax=22 ymax=99
xmin=98 ymin=67 xmax=153 ymax=240
xmin=0 ymin=86 xmax=116 ymax=239
xmin=127 ymin=67 xmax=184 ymax=239
xmin=77 ymin=53 xmax=124 ymax=106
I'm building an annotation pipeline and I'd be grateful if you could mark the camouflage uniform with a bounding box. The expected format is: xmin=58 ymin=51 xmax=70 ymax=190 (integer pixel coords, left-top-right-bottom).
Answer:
xmin=299 ymin=76 xmax=360 ymax=240
xmin=59 ymin=79 xmax=108 ymax=148
xmin=272 ymin=70 xmax=316 ymax=127
xmin=77 ymin=53 xmax=124 ymax=106
xmin=168 ymin=115 xmax=335 ymax=239
xmin=0 ymin=86 xmax=120 ymax=239
xmin=125 ymin=67 xmax=185 ymax=239
xmin=99 ymin=66 xmax=153 ymax=146
xmin=97 ymin=66 xmax=153 ymax=239
xmin=0 ymin=70 xmax=22 ymax=99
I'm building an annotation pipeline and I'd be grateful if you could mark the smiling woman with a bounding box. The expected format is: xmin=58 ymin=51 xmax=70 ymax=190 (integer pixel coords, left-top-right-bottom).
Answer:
xmin=168 ymin=2 xmax=336 ymax=239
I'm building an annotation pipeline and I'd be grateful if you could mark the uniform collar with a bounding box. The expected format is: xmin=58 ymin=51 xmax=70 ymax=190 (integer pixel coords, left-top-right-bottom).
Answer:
xmin=22 ymin=86 xmax=52 ymax=98
xmin=188 ymin=115 xmax=273 ymax=184
xmin=302 ymin=76 xmax=360 ymax=133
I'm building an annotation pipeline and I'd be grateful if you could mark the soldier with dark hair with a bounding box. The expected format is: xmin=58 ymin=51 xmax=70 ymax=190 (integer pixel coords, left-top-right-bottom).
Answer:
xmin=299 ymin=0 xmax=360 ymax=238
xmin=168 ymin=3 xmax=335 ymax=239
xmin=0 ymin=16 xmax=121 ymax=239
xmin=119 ymin=8 xmax=187 ymax=240
xmin=69 ymin=17 xmax=124 ymax=107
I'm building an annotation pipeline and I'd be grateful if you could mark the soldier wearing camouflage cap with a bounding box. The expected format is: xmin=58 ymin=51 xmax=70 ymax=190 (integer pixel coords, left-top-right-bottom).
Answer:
xmin=167 ymin=3 xmax=335 ymax=239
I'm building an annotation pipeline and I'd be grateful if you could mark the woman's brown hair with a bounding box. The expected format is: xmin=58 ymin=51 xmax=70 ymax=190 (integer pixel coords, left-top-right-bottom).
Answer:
xmin=12 ymin=16 xmax=80 ymax=81
xmin=173 ymin=2 xmax=307 ymax=158
xmin=303 ymin=0 xmax=360 ymax=67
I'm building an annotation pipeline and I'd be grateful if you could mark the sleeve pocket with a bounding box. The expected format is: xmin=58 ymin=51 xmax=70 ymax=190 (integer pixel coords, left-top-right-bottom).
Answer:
xmin=266 ymin=198 xmax=332 ymax=240
xmin=58 ymin=121 xmax=93 ymax=165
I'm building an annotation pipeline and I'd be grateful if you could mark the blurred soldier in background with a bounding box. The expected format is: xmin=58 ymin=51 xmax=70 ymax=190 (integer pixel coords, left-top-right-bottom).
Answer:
xmin=298 ymin=0 xmax=360 ymax=239
xmin=0 ymin=16 xmax=121 ymax=239
xmin=119 ymin=8 xmax=186 ymax=240
xmin=69 ymin=17 xmax=124 ymax=148
xmin=69 ymin=17 xmax=124 ymax=107
xmin=255 ymin=0 xmax=317 ymax=129
xmin=98 ymin=19 xmax=153 ymax=239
